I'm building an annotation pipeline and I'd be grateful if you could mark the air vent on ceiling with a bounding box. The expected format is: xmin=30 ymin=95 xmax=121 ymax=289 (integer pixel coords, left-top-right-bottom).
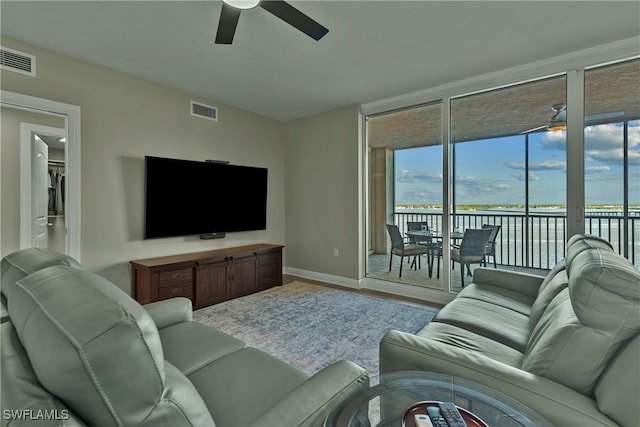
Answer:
xmin=0 ymin=46 xmax=36 ymax=77
xmin=191 ymin=101 xmax=218 ymax=121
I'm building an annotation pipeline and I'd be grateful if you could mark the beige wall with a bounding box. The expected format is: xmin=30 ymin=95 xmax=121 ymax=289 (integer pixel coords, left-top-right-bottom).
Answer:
xmin=284 ymin=106 xmax=361 ymax=280
xmin=1 ymin=38 xmax=287 ymax=292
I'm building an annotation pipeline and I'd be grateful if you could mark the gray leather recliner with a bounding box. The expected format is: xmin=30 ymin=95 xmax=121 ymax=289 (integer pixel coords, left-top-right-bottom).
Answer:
xmin=1 ymin=248 xmax=369 ymax=427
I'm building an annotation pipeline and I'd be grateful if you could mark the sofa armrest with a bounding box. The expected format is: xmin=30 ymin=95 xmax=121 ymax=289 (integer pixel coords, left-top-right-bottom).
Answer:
xmin=380 ymin=330 xmax=618 ymax=427
xmin=143 ymin=297 xmax=192 ymax=330
xmin=249 ymin=360 xmax=369 ymax=427
xmin=472 ymin=267 xmax=544 ymax=298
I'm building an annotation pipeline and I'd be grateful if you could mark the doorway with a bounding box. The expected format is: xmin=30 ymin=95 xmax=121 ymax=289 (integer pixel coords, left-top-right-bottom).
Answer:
xmin=1 ymin=90 xmax=81 ymax=261
xmin=21 ymin=124 xmax=66 ymax=253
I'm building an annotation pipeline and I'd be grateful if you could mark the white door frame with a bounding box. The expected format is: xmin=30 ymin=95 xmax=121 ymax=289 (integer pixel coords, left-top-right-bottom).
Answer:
xmin=2 ymin=90 xmax=81 ymax=262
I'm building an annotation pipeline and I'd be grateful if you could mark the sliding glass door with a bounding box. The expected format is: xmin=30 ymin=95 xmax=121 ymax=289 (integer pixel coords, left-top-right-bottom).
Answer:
xmin=449 ymin=76 xmax=568 ymax=276
xmin=363 ymin=56 xmax=639 ymax=295
xmin=366 ymin=102 xmax=444 ymax=290
xmin=583 ymin=59 xmax=640 ymax=268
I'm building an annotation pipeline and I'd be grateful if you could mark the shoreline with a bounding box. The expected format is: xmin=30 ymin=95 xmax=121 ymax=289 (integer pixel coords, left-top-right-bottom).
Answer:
xmin=396 ymin=204 xmax=640 ymax=212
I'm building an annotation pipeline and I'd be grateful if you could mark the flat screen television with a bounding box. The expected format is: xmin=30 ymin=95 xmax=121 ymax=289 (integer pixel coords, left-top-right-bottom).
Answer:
xmin=144 ymin=156 xmax=268 ymax=239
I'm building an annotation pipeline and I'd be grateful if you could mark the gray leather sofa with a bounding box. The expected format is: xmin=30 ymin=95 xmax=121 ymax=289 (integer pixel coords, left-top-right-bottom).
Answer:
xmin=1 ymin=248 xmax=369 ymax=427
xmin=380 ymin=234 xmax=640 ymax=426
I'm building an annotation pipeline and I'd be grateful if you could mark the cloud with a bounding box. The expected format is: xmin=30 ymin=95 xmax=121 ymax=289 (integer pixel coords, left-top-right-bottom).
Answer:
xmin=539 ymin=123 xmax=640 ymax=153
xmin=397 ymin=187 xmax=442 ymax=205
xmin=584 ymin=123 xmax=640 ymax=165
xmin=455 ymin=175 xmax=512 ymax=193
xmin=585 ymin=123 xmax=640 ymax=151
xmin=585 ymin=165 xmax=610 ymax=174
xmin=589 ymin=148 xmax=640 ymax=165
xmin=512 ymin=172 xmax=540 ymax=181
xmin=540 ymin=131 xmax=566 ymax=151
xmin=396 ymin=169 xmax=442 ymax=183
xmin=507 ymin=161 xmax=566 ymax=171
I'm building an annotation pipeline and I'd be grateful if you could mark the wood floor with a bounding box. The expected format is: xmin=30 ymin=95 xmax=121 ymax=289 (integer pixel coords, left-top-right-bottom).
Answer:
xmin=285 ymin=254 xmax=549 ymax=310
xmin=283 ymin=273 xmax=444 ymax=310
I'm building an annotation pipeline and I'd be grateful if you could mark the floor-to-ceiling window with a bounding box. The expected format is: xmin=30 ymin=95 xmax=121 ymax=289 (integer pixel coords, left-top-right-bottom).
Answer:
xmin=366 ymin=102 xmax=444 ymax=291
xmin=583 ymin=59 xmax=640 ymax=268
xmin=450 ymin=76 xmax=568 ymax=275
xmin=363 ymin=55 xmax=639 ymax=297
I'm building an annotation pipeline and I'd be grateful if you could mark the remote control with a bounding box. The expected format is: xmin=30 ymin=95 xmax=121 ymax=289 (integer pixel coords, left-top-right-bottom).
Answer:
xmin=414 ymin=413 xmax=434 ymax=427
xmin=438 ymin=402 xmax=467 ymax=427
xmin=426 ymin=406 xmax=449 ymax=427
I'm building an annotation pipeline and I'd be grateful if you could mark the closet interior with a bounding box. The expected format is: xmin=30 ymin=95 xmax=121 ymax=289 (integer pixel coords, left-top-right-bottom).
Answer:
xmin=48 ymin=159 xmax=65 ymax=217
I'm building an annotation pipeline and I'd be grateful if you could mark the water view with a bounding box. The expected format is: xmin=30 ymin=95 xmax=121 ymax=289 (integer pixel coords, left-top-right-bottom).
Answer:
xmin=391 ymin=116 xmax=640 ymax=271
xmin=394 ymin=205 xmax=640 ymax=270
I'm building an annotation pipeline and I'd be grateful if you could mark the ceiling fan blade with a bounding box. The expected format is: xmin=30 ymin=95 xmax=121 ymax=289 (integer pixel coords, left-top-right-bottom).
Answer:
xmin=519 ymin=125 xmax=547 ymax=135
xmin=585 ymin=111 xmax=624 ymax=122
xmin=215 ymin=3 xmax=242 ymax=44
xmin=260 ymin=1 xmax=329 ymax=41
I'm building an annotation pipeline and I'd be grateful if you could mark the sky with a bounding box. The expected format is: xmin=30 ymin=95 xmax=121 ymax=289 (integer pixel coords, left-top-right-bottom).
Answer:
xmin=395 ymin=121 xmax=640 ymax=208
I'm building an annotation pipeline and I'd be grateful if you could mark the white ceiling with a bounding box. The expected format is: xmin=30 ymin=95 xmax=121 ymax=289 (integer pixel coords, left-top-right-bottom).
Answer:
xmin=1 ymin=1 xmax=639 ymax=121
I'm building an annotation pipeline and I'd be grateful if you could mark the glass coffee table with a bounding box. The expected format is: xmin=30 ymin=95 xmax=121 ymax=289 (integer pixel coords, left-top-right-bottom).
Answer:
xmin=324 ymin=371 xmax=552 ymax=427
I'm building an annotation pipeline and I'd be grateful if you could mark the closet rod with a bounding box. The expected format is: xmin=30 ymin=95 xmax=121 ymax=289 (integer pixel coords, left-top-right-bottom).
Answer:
xmin=48 ymin=160 xmax=65 ymax=164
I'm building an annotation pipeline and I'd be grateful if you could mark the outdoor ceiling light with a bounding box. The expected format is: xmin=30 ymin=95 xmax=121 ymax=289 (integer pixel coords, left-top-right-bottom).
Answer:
xmin=547 ymin=123 xmax=567 ymax=131
xmin=547 ymin=105 xmax=567 ymax=131
xmin=223 ymin=0 xmax=260 ymax=9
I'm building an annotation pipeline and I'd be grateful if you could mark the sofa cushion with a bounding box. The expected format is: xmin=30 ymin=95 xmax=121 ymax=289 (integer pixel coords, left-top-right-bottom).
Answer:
xmin=529 ymin=269 xmax=569 ymax=330
xmin=188 ymin=347 xmax=309 ymax=427
xmin=593 ymin=334 xmax=640 ymax=427
xmin=416 ymin=322 xmax=524 ymax=368
xmin=0 ymin=247 xmax=81 ymax=300
xmin=9 ymin=265 xmax=215 ymax=427
xmin=159 ymin=321 xmax=247 ymax=376
xmin=523 ymin=247 xmax=640 ymax=394
xmin=565 ymin=233 xmax=613 ymax=272
xmin=457 ymin=283 xmax=536 ymax=316
xmin=432 ymin=298 xmax=530 ymax=351
xmin=536 ymin=258 xmax=565 ymax=295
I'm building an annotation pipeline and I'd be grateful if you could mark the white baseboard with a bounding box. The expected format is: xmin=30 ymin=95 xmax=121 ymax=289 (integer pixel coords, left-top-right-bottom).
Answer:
xmin=284 ymin=267 xmax=455 ymax=306
xmin=284 ymin=267 xmax=361 ymax=289
xmin=361 ymin=277 xmax=455 ymax=306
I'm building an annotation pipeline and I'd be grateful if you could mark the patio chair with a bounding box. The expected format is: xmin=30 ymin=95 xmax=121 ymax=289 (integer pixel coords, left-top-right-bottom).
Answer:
xmin=482 ymin=224 xmax=501 ymax=268
xmin=386 ymin=224 xmax=431 ymax=277
xmin=406 ymin=221 xmax=429 ymax=244
xmin=451 ymin=228 xmax=493 ymax=287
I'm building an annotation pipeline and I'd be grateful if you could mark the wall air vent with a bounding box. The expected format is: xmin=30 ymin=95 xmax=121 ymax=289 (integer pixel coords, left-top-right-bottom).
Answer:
xmin=0 ymin=46 xmax=36 ymax=77
xmin=191 ymin=101 xmax=218 ymax=121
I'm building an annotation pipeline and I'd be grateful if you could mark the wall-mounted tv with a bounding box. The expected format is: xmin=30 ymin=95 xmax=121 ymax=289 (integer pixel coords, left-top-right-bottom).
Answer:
xmin=144 ymin=156 xmax=268 ymax=239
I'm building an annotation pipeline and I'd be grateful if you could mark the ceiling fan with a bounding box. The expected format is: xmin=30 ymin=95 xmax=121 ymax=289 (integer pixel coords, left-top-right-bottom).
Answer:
xmin=215 ymin=0 xmax=329 ymax=44
xmin=520 ymin=103 xmax=625 ymax=134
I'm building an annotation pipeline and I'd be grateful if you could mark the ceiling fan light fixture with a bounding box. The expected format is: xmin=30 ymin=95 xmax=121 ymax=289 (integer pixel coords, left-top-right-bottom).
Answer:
xmin=223 ymin=0 xmax=260 ymax=10
xmin=547 ymin=124 xmax=567 ymax=132
xmin=547 ymin=103 xmax=566 ymax=131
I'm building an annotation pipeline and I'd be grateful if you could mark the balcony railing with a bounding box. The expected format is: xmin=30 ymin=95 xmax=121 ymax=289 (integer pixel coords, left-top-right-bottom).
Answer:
xmin=394 ymin=211 xmax=639 ymax=270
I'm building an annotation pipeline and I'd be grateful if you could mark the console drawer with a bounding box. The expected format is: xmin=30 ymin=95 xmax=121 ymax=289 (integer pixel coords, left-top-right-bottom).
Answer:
xmin=258 ymin=263 xmax=280 ymax=278
xmin=258 ymin=264 xmax=281 ymax=288
xmin=158 ymin=267 xmax=193 ymax=287
xmin=258 ymin=252 xmax=280 ymax=266
xmin=158 ymin=283 xmax=193 ymax=300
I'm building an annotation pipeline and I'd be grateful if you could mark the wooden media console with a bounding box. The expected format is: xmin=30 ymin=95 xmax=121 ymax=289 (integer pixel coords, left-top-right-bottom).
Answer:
xmin=130 ymin=243 xmax=283 ymax=308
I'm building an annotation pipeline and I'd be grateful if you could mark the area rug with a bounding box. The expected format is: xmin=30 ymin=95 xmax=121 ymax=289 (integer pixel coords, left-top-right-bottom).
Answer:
xmin=193 ymin=281 xmax=438 ymax=376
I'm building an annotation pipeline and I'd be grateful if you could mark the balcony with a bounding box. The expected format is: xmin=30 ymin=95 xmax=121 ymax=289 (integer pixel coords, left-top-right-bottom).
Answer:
xmin=367 ymin=210 xmax=639 ymax=292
